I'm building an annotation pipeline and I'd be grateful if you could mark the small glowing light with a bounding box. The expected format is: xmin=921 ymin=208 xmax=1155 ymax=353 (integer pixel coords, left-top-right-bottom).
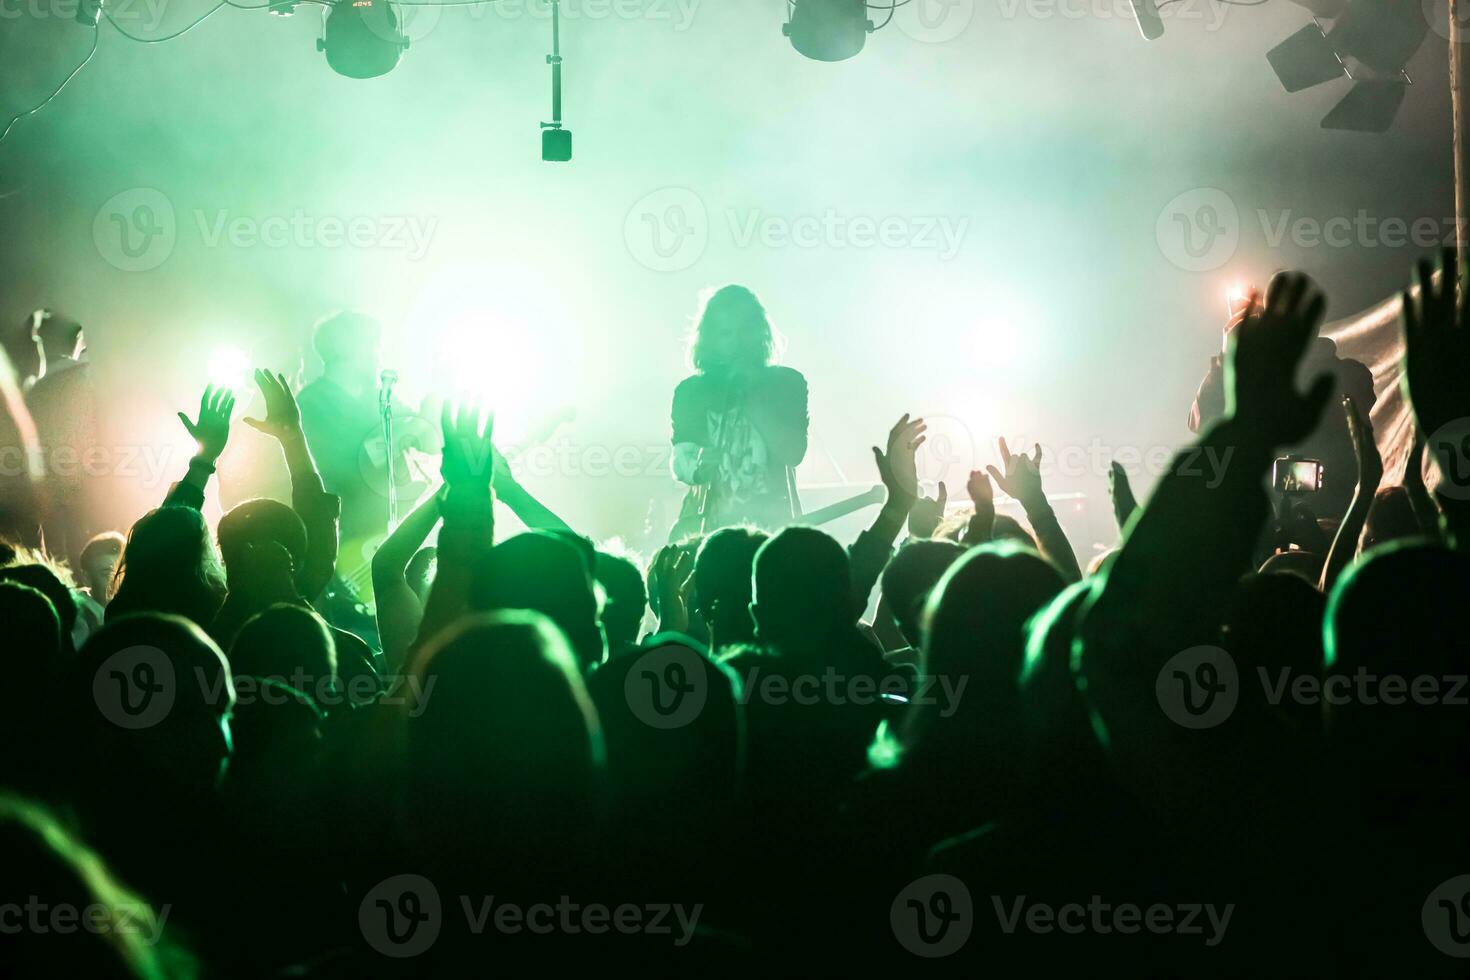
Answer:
xmin=207 ymin=347 xmax=251 ymax=391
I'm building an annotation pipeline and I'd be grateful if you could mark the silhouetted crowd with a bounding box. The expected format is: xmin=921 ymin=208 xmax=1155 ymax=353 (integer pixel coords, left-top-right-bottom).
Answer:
xmin=2 ymin=258 xmax=1469 ymax=976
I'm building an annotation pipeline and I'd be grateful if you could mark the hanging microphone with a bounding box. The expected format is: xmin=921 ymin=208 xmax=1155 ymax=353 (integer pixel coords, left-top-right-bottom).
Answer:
xmin=379 ymin=369 xmax=398 ymax=413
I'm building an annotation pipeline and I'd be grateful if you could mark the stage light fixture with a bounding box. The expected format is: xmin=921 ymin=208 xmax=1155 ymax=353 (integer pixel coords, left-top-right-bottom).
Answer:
xmin=1266 ymin=23 xmax=1345 ymax=93
xmin=1320 ymin=76 xmax=1409 ymax=131
xmin=1267 ymin=0 xmax=1426 ymax=132
xmin=783 ymin=0 xmax=873 ymax=62
xmin=317 ymin=0 xmax=410 ymax=79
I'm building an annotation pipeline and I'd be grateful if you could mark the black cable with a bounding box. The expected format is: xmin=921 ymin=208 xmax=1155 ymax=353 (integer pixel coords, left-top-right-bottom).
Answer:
xmin=0 ymin=24 xmax=100 ymax=146
xmin=104 ymin=0 xmax=228 ymax=41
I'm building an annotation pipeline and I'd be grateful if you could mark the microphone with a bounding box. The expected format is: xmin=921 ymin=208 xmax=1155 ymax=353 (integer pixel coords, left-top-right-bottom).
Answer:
xmin=379 ymin=369 xmax=398 ymax=415
xmin=1129 ymin=0 xmax=1165 ymax=40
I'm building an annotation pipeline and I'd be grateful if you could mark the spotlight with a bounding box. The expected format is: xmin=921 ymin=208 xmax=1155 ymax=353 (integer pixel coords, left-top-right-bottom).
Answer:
xmin=783 ymin=0 xmax=873 ymax=62
xmin=207 ymin=347 xmax=250 ymax=391
xmin=317 ymin=0 xmax=409 ymax=79
xmin=1266 ymin=0 xmax=1426 ymax=132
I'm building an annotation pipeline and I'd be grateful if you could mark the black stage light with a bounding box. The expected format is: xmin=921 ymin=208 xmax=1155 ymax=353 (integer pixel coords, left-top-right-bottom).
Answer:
xmin=1321 ymin=76 xmax=1409 ymax=131
xmin=317 ymin=0 xmax=410 ymax=79
xmin=1267 ymin=0 xmax=1426 ymax=132
xmin=1327 ymin=0 xmax=1428 ymax=73
xmin=783 ymin=0 xmax=873 ymax=62
xmin=1267 ymin=23 xmax=1346 ymax=92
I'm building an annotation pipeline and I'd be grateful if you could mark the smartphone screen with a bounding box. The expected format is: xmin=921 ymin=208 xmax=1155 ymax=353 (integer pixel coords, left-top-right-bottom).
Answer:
xmin=1273 ymin=457 xmax=1323 ymax=493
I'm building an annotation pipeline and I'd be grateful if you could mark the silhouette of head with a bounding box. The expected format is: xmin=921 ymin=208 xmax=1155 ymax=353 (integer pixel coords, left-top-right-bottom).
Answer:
xmin=229 ymin=603 xmax=337 ymax=697
xmin=881 ymin=539 xmax=965 ymax=648
xmin=593 ymin=550 xmax=647 ymax=655
xmin=0 ymin=582 xmax=60 ymax=665
xmin=587 ymin=639 xmax=744 ymax=817
xmin=1258 ymin=549 xmax=1325 ymax=584
xmin=77 ymin=613 xmax=235 ymax=798
xmin=1326 ymin=541 xmax=1470 ymax=736
xmin=407 ymin=612 xmax=604 ymax=885
xmin=990 ymin=514 xmax=1038 ymax=549
xmin=0 ymin=564 xmax=76 ymax=644
xmin=110 ymin=506 xmax=225 ymax=628
xmin=78 ymin=531 xmax=125 ymax=603
xmin=1225 ymin=571 xmax=1325 ymax=723
xmin=311 ymin=311 xmax=381 ymax=380
xmin=217 ymin=499 xmax=307 ymax=587
xmin=910 ymin=541 xmax=1065 ymax=752
xmin=752 ymin=526 xmax=852 ymax=654
xmin=694 ymin=526 xmax=768 ymax=647
xmin=691 ymin=285 xmax=775 ymax=373
xmin=0 ymin=795 xmax=170 ymax=977
xmin=470 ymin=531 xmax=605 ymax=671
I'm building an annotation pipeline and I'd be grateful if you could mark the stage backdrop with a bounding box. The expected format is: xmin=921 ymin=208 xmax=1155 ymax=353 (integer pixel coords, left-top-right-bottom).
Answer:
xmin=1322 ymin=290 xmax=1419 ymax=488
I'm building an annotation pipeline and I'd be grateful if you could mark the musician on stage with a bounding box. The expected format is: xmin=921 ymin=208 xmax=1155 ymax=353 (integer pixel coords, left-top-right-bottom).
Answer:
xmin=296 ymin=312 xmax=438 ymax=586
xmin=670 ymin=285 xmax=809 ymax=535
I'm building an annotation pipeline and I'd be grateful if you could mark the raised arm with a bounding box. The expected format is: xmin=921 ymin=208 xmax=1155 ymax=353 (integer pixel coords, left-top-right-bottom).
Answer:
xmin=372 ymin=487 xmax=442 ymax=672
xmin=411 ymin=401 xmax=496 ymax=664
xmin=1401 ymin=249 xmax=1470 ymax=549
xmin=1108 ymin=460 xmax=1140 ymax=536
xmin=849 ymin=414 xmax=925 ymax=610
xmin=493 ymin=445 xmax=572 ymax=532
xmin=961 ymin=469 xmax=996 ymax=546
xmin=167 ymin=385 xmax=235 ymax=510
xmin=1081 ymin=273 xmax=1333 ymax=666
xmin=1319 ymin=396 xmax=1382 ymax=594
xmin=243 ymin=369 xmax=340 ymax=602
xmin=988 ymin=439 xmax=1082 ymax=584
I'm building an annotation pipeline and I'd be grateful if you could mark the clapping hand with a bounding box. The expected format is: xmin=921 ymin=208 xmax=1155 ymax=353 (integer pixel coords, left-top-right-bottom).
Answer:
xmin=178 ymin=385 xmax=235 ymax=462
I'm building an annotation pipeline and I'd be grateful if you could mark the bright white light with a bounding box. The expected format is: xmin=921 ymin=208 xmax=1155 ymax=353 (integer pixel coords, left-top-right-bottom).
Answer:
xmin=401 ymin=263 xmax=578 ymax=447
xmin=207 ymin=346 xmax=250 ymax=391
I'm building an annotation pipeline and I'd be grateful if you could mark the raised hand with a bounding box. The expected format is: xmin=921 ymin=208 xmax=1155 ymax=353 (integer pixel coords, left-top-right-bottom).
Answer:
xmin=177 ymin=385 xmax=235 ymax=462
xmin=242 ymin=369 xmax=303 ymax=443
xmin=651 ymin=544 xmax=695 ymax=633
xmin=1343 ymin=395 xmax=1383 ymax=496
xmin=1226 ymin=273 xmax=1333 ymax=448
xmin=908 ymin=481 xmax=948 ymax=539
xmin=1402 ymin=248 xmax=1470 ymax=441
xmin=440 ymin=400 xmax=495 ymax=489
xmin=986 ymin=437 xmax=1045 ymax=507
xmin=871 ymin=413 xmax=927 ymax=511
xmin=1108 ymin=460 xmax=1139 ymax=532
xmin=964 ymin=469 xmax=996 ymax=543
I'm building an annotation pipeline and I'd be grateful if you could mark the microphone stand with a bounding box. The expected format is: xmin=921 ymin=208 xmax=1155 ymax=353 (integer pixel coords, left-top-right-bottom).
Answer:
xmin=379 ymin=370 xmax=399 ymax=529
